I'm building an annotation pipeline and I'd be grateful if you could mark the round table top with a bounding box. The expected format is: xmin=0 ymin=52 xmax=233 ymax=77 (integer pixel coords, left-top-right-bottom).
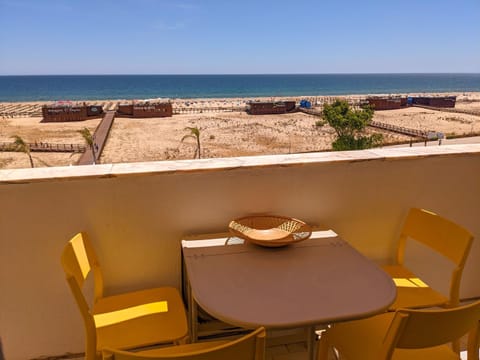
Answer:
xmin=183 ymin=236 xmax=396 ymax=329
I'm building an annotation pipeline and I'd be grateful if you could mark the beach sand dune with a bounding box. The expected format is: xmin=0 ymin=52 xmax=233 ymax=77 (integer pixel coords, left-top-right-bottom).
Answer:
xmin=0 ymin=116 xmax=99 ymax=168
xmin=1 ymin=92 xmax=479 ymax=169
xmin=373 ymin=107 xmax=480 ymax=135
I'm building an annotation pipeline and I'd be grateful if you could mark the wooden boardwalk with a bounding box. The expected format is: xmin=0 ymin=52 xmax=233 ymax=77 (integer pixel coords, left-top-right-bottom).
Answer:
xmin=412 ymin=104 xmax=480 ymax=117
xmin=77 ymin=111 xmax=115 ymax=165
xmin=297 ymin=108 xmax=432 ymax=139
xmin=297 ymin=107 xmax=323 ymax=116
xmin=369 ymin=121 xmax=429 ymax=138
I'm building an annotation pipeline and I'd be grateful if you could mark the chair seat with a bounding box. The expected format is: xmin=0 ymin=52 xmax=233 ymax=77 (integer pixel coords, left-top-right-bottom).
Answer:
xmin=94 ymin=287 xmax=188 ymax=351
xmin=326 ymin=312 xmax=459 ymax=360
xmin=393 ymin=347 xmax=460 ymax=360
xmin=382 ymin=265 xmax=449 ymax=310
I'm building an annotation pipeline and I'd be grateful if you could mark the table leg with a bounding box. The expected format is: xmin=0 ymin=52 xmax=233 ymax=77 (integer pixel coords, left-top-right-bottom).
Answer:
xmin=306 ymin=326 xmax=316 ymax=360
xmin=186 ymin=276 xmax=198 ymax=342
xmin=183 ymin=255 xmax=198 ymax=343
xmin=190 ymin=295 xmax=198 ymax=342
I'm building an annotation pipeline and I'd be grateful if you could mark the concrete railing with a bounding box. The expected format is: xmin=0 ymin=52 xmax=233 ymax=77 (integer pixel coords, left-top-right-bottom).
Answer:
xmin=1 ymin=144 xmax=480 ymax=359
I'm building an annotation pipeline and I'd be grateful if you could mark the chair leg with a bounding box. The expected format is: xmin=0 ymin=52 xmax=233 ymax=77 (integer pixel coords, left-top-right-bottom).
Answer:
xmin=86 ymin=340 xmax=97 ymax=360
xmin=452 ymin=338 xmax=460 ymax=355
xmin=468 ymin=324 xmax=480 ymax=360
xmin=175 ymin=335 xmax=190 ymax=345
xmin=317 ymin=331 xmax=330 ymax=360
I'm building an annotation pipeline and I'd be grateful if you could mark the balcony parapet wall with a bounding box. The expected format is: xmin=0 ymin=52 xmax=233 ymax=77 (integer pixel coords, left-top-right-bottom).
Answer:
xmin=2 ymin=144 xmax=480 ymax=184
xmin=1 ymin=144 xmax=480 ymax=360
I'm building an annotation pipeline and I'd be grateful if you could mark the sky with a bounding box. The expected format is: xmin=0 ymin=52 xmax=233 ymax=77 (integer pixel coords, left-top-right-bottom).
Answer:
xmin=0 ymin=0 xmax=479 ymax=75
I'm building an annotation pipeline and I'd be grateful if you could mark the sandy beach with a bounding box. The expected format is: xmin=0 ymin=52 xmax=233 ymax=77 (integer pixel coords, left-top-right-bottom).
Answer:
xmin=1 ymin=92 xmax=480 ymax=169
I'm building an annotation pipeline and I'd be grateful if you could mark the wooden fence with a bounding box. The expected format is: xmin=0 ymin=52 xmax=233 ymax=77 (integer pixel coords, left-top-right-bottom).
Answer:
xmin=0 ymin=142 xmax=86 ymax=153
xmin=173 ymin=106 xmax=247 ymax=114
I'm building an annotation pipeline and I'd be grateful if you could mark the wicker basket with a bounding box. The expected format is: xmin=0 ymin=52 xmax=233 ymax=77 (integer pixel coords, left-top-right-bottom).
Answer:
xmin=228 ymin=215 xmax=312 ymax=247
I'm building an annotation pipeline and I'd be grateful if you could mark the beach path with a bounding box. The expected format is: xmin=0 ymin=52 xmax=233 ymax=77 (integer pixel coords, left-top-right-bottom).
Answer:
xmin=78 ymin=111 xmax=115 ymax=165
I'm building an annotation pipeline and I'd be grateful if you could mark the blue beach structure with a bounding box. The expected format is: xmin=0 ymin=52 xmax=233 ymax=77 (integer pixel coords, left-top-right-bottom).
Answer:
xmin=300 ymin=99 xmax=312 ymax=109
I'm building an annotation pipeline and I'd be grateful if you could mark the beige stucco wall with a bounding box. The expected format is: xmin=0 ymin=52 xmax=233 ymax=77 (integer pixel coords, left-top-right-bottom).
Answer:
xmin=1 ymin=144 xmax=480 ymax=359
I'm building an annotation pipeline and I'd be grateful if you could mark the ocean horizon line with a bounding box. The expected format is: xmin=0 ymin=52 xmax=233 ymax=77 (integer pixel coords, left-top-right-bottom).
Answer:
xmin=1 ymin=72 xmax=480 ymax=77
xmin=1 ymin=73 xmax=479 ymax=102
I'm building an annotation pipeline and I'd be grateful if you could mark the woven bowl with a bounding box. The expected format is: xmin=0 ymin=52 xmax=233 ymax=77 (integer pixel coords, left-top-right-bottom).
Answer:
xmin=228 ymin=215 xmax=312 ymax=247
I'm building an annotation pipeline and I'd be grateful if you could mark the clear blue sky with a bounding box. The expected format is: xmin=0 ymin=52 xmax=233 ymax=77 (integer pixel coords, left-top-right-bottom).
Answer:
xmin=0 ymin=0 xmax=479 ymax=75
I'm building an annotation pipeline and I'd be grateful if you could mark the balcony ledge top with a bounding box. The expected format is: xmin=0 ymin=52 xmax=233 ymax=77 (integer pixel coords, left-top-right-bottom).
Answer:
xmin=1 ymin=144 xmax=480 ymax=185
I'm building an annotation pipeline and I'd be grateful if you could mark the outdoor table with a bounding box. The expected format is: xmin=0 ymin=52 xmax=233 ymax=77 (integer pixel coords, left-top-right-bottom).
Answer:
xmin=181 ymin=230 xmax=396 ymax=359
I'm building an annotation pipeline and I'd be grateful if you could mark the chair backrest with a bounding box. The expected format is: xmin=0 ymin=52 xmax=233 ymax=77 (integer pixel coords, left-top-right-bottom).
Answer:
xmin=61 ymin=233 xmax=104 ymax=338
xmin=396 ymin=208 xmax=474 ymax=305
xmin=381 ymin=300 xmax=480 ymax=359
xmin=61 ymin=232 xmax=104 ymax=299
xmin=102 ymin=327 xmax=266 ymax=360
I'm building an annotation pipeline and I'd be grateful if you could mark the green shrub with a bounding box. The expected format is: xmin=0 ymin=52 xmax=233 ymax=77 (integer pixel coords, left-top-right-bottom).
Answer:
xmin=323 ymin=100 xmax=382 ymax=151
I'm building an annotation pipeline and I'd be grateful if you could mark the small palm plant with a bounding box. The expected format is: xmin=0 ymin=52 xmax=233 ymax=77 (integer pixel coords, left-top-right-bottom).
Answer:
xmin=78 ymin=127 xmax=96 ymax=164
xmin=11 ymin=135 xmax=34 ymax=168
xmin=182 ymin=126 xmax=201 ymax=159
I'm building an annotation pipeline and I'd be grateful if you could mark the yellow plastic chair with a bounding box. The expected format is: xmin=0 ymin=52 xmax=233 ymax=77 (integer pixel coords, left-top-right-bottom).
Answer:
xmin=102 ymin=327 xmax=266 ymax=360
xmin=383 ymin=208 xmax=473 ymax=310
xmin=61 ymin=232 xmax=188 ymax=360
xmin=468 ymin=324 xmax=480 ymax=360
xmin=317 ymin=300 xmax=480 ymax=360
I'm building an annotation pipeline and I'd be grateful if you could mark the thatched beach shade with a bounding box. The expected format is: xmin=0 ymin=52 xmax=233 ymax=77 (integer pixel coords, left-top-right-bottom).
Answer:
xmin=247 ymin=101 xmax=296 ymax=115
xmin=411 ymin=96 xmax=456 ymax=108
xmin=42 ymin=102 xmax=103 ymax=122
xmin=116 ymin=99 xmax=173 ymax=118
xmin=366 ymin=96 xmax=408 ymax=110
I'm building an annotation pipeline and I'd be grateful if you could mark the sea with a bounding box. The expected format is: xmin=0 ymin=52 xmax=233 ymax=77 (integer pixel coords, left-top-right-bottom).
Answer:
xmin=0 ymin=74 xmax=479 ymax=102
